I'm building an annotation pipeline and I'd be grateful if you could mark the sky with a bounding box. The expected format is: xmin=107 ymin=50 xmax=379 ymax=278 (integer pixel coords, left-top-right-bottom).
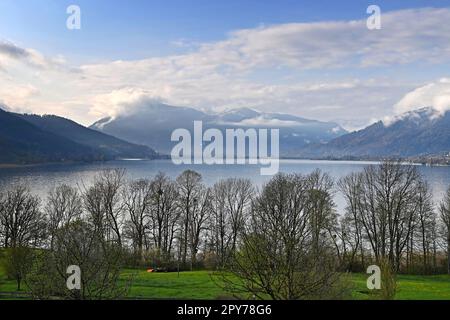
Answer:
xmin=1 ymin=0 xmax=450 ymax=130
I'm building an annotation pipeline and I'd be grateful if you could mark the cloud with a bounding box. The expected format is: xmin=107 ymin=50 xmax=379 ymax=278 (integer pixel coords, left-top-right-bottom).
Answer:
xmin=0 ymin=40 xmax=66 ymax=69
xmin=90 ymin=88 xmax=165 ymax=119
xmin=2 ymin=7 xmax=450 ymax=128
xmin=68 ymin=7 xmax=448 ymax=125
xmin=163 ymin=7 xmax=450 ymax=71
xmin=0 ymin=82 xmax=40 ymax=111
xmin=78 ymin=7 xmax=450 ymax=77
xmin=0 ymin=41 xmax=29 ymax=59
xmin=222 ymin=116 xmax=302 ymax=127
xmin=394 ymin=78 xmax=450 ymax=115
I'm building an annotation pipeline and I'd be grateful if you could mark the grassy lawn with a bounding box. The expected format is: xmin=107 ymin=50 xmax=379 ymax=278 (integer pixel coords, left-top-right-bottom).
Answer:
xmin=351 ymin=273 xmax=450 ymax=300
xmin=0 ymin=259 xmax=30 ymax=299
xmin=1 ymin=264 xmax=450 ymax=300
xmin=122 ymin=270 xmax=228 ymax=299
xmin=123 ymin=271 xmax=450 ymax=300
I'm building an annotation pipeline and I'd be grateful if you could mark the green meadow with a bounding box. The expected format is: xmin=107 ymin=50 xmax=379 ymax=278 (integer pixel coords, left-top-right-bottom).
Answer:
xmin=1 ymin=264 xmax=449 ymax=300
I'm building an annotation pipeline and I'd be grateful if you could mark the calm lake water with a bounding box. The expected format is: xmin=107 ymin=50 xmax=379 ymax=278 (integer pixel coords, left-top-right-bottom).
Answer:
xmin=1 ymin=159 xmax=450 ymax=214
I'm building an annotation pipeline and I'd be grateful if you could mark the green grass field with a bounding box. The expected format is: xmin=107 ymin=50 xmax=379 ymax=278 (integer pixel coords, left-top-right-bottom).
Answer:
xmin=351 ymin=273 xmax=450 ymax=300
xmin=122 ymin=270 xmax=228 ymax=299
xmin=1 ymin=263 xmax=450 ymax=300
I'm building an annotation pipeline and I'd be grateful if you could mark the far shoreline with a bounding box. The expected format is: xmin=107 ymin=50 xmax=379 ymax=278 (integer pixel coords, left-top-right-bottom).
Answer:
xmin=0 ymin=157 xmax=448 ymax=170
xmin=0 ymin=157 xmax=167 ymax=169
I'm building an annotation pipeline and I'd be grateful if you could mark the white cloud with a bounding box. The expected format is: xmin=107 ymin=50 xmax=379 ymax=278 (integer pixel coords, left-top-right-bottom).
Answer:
xmin=223 ymin=116 xmax=302 ymax=127
xmin=90 ymin=88 xmax=164 ymax=119
xmin=167 ymin=7 xmax=450 ymax=70
xmin=0 ymin=81 xmax=40 ymax=111
xmin=394 ymin=78 xmax=450 ymax=115
xmin=2 ymin=7 xmax=450 ymax=128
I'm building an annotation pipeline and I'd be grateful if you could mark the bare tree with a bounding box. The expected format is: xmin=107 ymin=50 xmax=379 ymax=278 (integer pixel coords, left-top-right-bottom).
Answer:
xmin=46 ymin=184 xmax=82 ymax=249
xmin=346 ymin=162 xmax=420 ymax=271
xmin=148 ymin=172 xmax=179 ymax=263
xmin=83 ymin=183 xmax=106 ymax=238
xmin=2 ymin=246 xmax=35 ymax=291
xmin=0 ymin=184 xmax=46 ymax=248
xmin=209 ymin=178 xmax=254 ymax=268
xmin=0 ymin=191 xmax=6 ymax=247
xmin=87 ymin=169 xmax=125 ymax=246
xmin=122 ymin=179 xmax=152 ymax=262
xmin=336 ymin=212 xmax=362 ymax=270
xmin=222 ymin=173 xmax=345 ymax=300
xmin=338 ymin=173 xmax=365 ymax=270
xmin=414 ymin=181 xmax=436 ymax=273
xmin=188 ymin=186 xmax=210 ymax=269
xmin=440 ymin=186 xmax=450 ymax=275
xmin=306 ymin=170 xmax=337 ymax=255
xmin=26 ymin=220 xmax=129 ymax=300
xmin=176 ymin=170 xmax=203 ymax=267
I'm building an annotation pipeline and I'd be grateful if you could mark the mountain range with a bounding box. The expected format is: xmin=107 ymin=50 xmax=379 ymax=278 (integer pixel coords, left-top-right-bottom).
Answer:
xmin=90 ymin=103 xmax=348 ymax=157
xmin=298 ymin=107 xmax=450 ymax=159
xmin=90 ymin=104 xmax=450 ymax=160
xmin=0 ymin=107 xmax=158 ymax=165
xmin=1 ymin=102 xmax=449 ymax=165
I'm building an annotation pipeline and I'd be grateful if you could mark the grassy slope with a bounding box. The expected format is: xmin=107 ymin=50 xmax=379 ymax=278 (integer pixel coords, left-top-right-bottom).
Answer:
xmin=1 ymin=265 xmax=449 ymax=300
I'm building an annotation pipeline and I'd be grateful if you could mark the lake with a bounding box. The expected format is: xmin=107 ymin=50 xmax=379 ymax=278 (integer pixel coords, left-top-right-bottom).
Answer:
xmin=1 ymin=159 xmax=450 ymax=213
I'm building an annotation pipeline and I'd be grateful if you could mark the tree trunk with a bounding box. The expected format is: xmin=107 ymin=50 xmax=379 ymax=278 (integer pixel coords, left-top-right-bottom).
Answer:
xmin=447 ymin=235 xmax=450 ymax=275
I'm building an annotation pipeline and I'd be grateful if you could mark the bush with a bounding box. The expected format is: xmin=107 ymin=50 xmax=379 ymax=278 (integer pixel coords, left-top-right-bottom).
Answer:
xmin=377 ymin=258 xmax=397 ymax=300
xmin=2 ymin=247 xmax=35 ymax=291
xmin=26 ymin=220 xmax=131 ymax=300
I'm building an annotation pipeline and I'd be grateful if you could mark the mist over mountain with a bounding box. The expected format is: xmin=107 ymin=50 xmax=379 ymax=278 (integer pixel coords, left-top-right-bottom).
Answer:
xmin=300 ymin=107 xmax=450 ymax=158
xmin=90 ymin=103 xmax=347 ymax=156
xmin=5 ymin=99 xmax=447 ymax=165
